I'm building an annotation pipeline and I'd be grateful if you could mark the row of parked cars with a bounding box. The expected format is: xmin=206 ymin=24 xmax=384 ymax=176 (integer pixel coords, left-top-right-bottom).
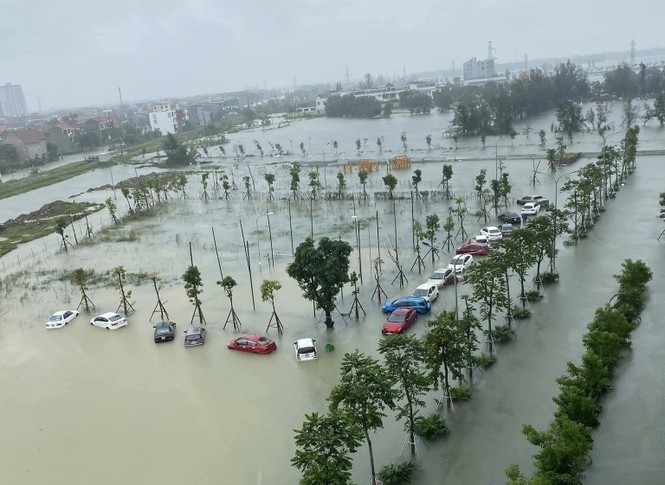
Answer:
xmin=45 ymin=309 xmax=320 ymax=362
xmin=378 ymin=196 xmax=552 ymax=335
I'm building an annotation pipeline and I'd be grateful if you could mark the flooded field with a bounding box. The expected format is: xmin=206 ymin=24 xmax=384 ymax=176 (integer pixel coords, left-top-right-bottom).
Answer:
xmin=1 ymin=113 xmax=664 ymax=484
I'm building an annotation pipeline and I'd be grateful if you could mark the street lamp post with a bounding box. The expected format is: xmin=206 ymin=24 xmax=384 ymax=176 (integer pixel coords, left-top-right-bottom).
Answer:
xmin=352 ymin=215 xmax=363 ymax=284
xmin=255 ymin=212 xmax=274 ymax=266
xmin=267 ymin=212 xmax=275 ymax=267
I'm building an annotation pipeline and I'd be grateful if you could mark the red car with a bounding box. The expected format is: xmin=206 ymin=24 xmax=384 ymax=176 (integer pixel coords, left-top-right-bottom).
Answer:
xmin=227 ymin=334 xmax=277 ymax=354
xmin=382 ymin=308 xmax=418 ymax=335
xmin=456 ymin=240 xmax=489 ymax=256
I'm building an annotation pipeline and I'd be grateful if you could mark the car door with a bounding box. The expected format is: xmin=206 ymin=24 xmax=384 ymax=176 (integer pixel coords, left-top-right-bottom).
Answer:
xmin=428 ymin=286 xmax=437 ymax=301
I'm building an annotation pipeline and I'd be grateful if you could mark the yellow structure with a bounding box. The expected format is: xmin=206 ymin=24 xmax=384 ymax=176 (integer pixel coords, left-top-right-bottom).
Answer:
xmin=342 ymin=162 xmax=354 ymax=174
xmin=358 ymin=159 xmax=380 ymax=172
xmin=389 ymin=155 xmax=411 ymax=170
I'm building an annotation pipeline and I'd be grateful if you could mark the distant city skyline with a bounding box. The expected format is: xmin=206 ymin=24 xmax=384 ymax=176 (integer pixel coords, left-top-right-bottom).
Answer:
xmin=2 ymin=0 xmax=664 ymax=112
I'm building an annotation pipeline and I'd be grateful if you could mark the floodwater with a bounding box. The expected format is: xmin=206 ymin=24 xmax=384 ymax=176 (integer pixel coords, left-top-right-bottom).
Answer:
xmin=0 ymin=111 xmax=664 ymax=485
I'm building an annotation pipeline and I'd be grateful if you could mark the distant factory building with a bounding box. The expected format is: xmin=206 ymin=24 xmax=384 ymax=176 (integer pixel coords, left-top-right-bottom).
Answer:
xmin=463 ymin=57 xmax=496 ymax=81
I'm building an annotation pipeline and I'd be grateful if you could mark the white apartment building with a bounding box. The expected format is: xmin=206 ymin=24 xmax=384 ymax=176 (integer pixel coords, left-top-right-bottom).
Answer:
xmin=148 ymin=101 xmax=179 ymax=135
xmin=0 ymin=83 xmax=28 ymax=117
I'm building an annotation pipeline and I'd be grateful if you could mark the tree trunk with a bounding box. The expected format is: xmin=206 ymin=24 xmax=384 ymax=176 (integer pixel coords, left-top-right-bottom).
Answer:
xmin=407 ymin=397 xmax=416 ymax=456
xmin=324 ymin=309 xmax=334 ymax=328
xmin=365 ymin=428 xmax=377 ymax=485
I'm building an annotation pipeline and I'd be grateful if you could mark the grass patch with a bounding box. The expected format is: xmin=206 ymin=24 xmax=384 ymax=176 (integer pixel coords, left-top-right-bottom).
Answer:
xmin=0 ymin=201 xmax=104 ymax=258
xmin=0 ymin=160 xmax=106 ymax=200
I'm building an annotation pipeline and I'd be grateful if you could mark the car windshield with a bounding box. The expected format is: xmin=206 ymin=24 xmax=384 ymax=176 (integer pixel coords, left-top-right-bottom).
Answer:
xmin=49 ymin=315 xmax=62 ymax=322
xmin=109 ymin=314 xmax=122 ymax=322
xmin=258 ymin=337 xmax=271 ymax=345
xmin=185 ymin=334 xmax=200 ymax=341
xmin=298 ymin=346 xmax=315 ymax=354
xmin=429 ymin=272 xmax=443 ymax=280
xmin=412 ymin=289 xmax=428 ymax=297
xmin=387 ymin=314 xmax=406 ymax=323
xmin=489 ymin=229 xmax=500 ymax=234
xmin=155 ymin=327 xmax=171 ymax=335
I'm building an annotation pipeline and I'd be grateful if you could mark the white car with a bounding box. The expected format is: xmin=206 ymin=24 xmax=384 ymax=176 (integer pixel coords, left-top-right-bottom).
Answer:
xmin=521 ymin=202 xmax=541 ymax=216
xmin=294 ymin=338 xmax=318 ymax=362
xmin=90 ymin=312 xmax=128 ymax=330
xmin=45 ymin=310 xmax=79 ymax=329
xmin=472 ymin=235 xmax=490 ymax=245
xmin=447 ymin=254 xmax=474 ymax=273
xmin=412 ymin=283 xmax=439 ymax=303
xmin=426 ymin=267 xmax=455 ymax=289
xmin=479 ymin=226 xmax=503 ymax=241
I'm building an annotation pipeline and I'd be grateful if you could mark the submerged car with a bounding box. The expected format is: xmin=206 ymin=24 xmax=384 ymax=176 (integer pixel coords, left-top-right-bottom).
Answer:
xmin=447 ymin=254 xmax=474 ymax=273
xmin=411 ymin=283 xmax=439 ymax=303
xmin=382 ymin=308 xmax=418 ymax=335
xmin=517 ymin=194 xmax=549 ymax=206
xmin=45 ymin=310 xmax=79 ymax=329
xmin=294 ymin=338 xmax=318 ymax=362
xmin=499 ymin=224 xmax=514 ymax=237
xmin=479 ymin=226 xmax=503 ymax=241
xmin=382 ymin=296 xmax=431 ymax=314
xmin=90 ymin=312 xmax=127 ymax=330
xmin=426 ymin=267 xmax=456 ymax=289
xmin=153 ymin=320 xmax=177 ymax=343
xmin=498 ymin=212 xmax=521 ymax=225
xmin=456 ymin=241 xmax=489 ymax=256
xmin=521 ymin=202 xmax=541 ymax=216
xmin=228 ymin=334 xmax=277 ymax=354
xmin=184 ymin=326 xmax=206 ymax=347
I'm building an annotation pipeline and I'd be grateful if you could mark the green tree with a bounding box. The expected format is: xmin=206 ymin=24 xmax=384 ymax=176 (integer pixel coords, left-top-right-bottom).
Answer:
xmin=71 ymin=268 xmax=95 ymax=313
xmin=440 ymin=164 xmax=453 ymax=198
xmin=411 ymin=169 xmax=422 ymax=198
xmin=308 ymin=170 xmax=322 ymax=199
xmin=356 ymin=138 xmax=362 ymax=156
xmin=329 ymin=351 xmax=397 ymax=485
xmin=336 ymin=172 xmax=346 ymax=199
xmin=424 ymin=311 xmax=466 ymax=409
xmin=290 ymin=162 xmax=301 ymax=199
xmin=54 ymin=217 xmax=70 ymax=252
xmin=264 ymin=172 xmax=276 ymax=200
xmin=382 ymin=173 xmax=398 ymax=199
xmin=425 ymin=134 xmax=432 ymax=149
xmin=287 ymin=237 xmax=352 ymax=328
xmin=292 ymin=410 xmax=363 ymax=485
xmin=105 ymin=197 xmax=119 ymax=224
xmin=401 ymin=131 xmax=407 ymax=152
xmin=163 ymin=133 xmax=195 ymax=165
xmin=653 ymin=93 xmax=665 ymax=127
xmin=466 ymin=258 xmax=507 ymax=353
xmin=378 ymin=334 xmax=431 ymax=456
xmin=358 ymin=170 xmax=369 ymax=199
xmin=183 ymin=265 xmax=206 ymax=325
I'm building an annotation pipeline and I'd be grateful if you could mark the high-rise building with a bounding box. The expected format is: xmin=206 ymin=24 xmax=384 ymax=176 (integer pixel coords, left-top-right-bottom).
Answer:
xmin=0 ymin=83 xmax=28 ymax=117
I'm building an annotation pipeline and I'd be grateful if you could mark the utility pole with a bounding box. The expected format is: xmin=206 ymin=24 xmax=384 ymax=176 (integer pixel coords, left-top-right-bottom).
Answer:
xmin=345 ymin=66 xmax=350 ymax=89
xmin=524 ymin=52 xmax=528 ymax=71
xmin=117 ymin=87 xmax=125 ymax=157
xmin=630 ymin=39 xmax=636 ymax=66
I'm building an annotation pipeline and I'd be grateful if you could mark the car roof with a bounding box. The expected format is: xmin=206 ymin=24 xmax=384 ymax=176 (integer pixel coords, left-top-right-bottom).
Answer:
xmin=155 ymin=320 xmax=174 ymax=326
xmin=296 ymin=338 xmax=315 ymax=347
xmin=398 ymin=296 xmax=426 ymax=302
xmin=186 ymin=326 xmax=204 ymax=335
xmin=100 ymin=312 xmax=120 ymax=318
xmin=415 ymin=283 xmax=435 ymax=290
xmin=485 ymin=226 xmax=500 ymax=231
xmin=391 ymin=308 xmax=413 ymax=315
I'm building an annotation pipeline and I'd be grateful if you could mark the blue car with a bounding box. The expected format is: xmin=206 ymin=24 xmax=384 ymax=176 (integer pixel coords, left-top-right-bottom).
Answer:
xmin=382 ymin=296 xmax=432 ymax=314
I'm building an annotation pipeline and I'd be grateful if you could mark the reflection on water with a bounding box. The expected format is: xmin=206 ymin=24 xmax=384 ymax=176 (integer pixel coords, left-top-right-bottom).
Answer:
xmin=0 ymin=114 xmax=664 ymax=484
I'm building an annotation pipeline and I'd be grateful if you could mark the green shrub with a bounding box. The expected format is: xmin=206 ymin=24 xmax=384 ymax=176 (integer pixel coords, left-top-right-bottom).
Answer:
xmin=488 ymin=325 xmax=516 ymax=343
xmin=473 ymin=354 xmax=497 ymax=369
xmin=540 ymin=271 xmax=559 ymax=284
xmin=526 ymin=290 xmax=543 ymax=302
xmin=450 ymin=386 xmax=472 ymax=402
xmin=377 ymin=462 xmax=417 ymax=485
xmin=512 ymin=305 xmax=531 ymax=319
xmin=414 ymin=414 xmax=449 ymax=441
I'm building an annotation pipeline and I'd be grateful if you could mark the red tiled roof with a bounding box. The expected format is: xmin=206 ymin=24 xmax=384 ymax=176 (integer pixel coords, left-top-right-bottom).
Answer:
xmin=9 ymin=128 xmax=45 ymax=145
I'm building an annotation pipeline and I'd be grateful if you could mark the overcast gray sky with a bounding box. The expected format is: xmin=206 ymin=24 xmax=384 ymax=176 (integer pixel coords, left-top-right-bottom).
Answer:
xmin=1 ymin=0 xmax=663 ymax=111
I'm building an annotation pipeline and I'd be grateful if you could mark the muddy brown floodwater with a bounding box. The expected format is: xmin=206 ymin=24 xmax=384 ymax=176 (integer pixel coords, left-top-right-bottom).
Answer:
xmin=1 ymin=114 xmax=664 ymax=485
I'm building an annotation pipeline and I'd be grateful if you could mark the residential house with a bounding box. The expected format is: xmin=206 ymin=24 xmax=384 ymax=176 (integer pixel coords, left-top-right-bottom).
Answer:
xmin=3 ymin=128 xmax=47 ymax=162
xmin=41 ymin=123 xmax=78 ymax=156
